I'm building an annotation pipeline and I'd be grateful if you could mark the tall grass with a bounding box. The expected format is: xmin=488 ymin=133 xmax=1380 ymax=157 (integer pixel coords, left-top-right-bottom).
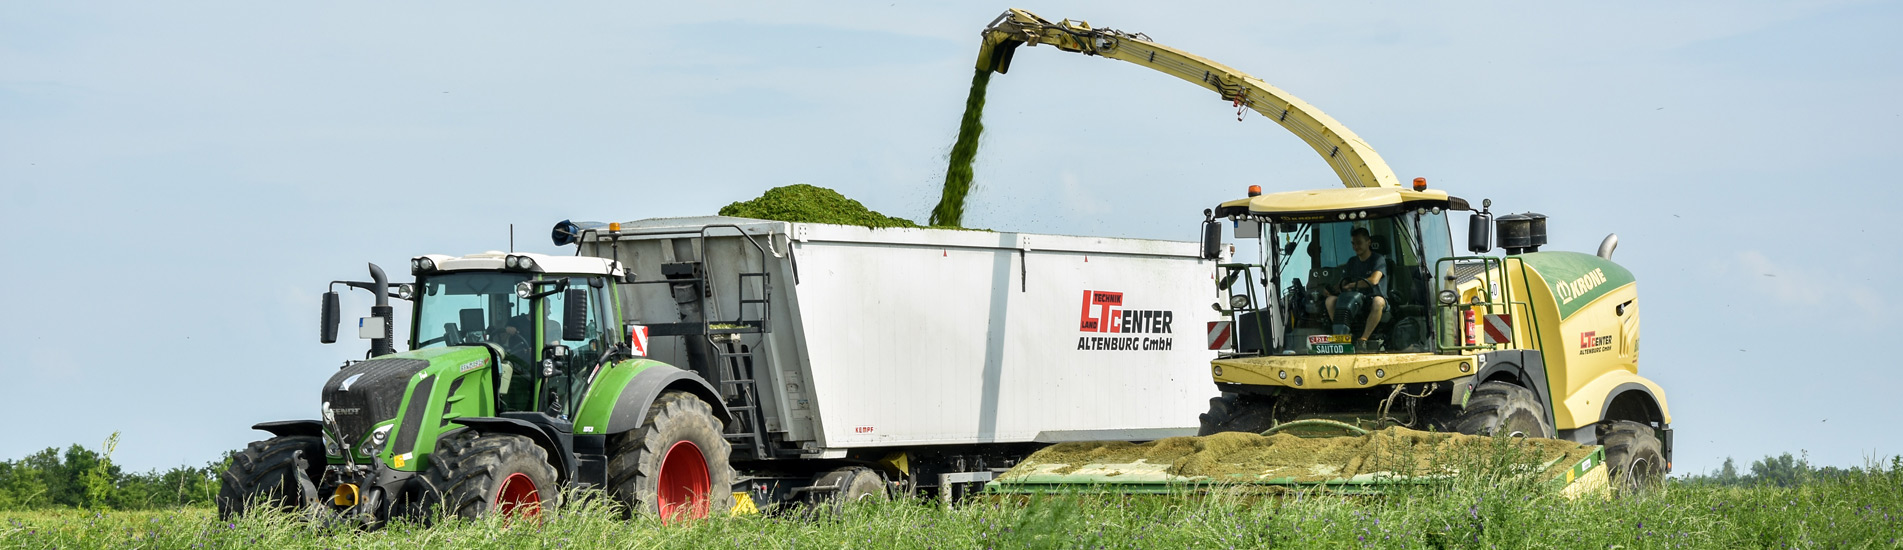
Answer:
xmin=5 ymin=456 xmax=1898 ymax=549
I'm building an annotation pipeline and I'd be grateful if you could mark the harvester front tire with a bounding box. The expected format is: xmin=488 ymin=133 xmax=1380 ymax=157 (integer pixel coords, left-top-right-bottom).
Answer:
xmin=608 ymin=391 xmax=736 ymax=523
xmin=424 ymin=429 xmax=560 ymax=519
xmin=1601 ymin=420 xmax=1665 ymax=494
xmin=216 ymin=435 xmax=324 ymax=520
xmin=1453 ymin=382 xmax=1552 ymax=438
xmin=1198 ymin=393 xmax=1276 ymax=436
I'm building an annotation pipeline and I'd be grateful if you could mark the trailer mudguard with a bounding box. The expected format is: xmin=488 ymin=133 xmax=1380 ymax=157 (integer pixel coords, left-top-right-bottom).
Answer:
xmin=252 ymin=420 xmax=324 ymax=438
xmin=1557 ymin=369 xmax=1671 ymax=430
xmin=449 ymin=415 xmax=575 ymax=484
xmin=573 ymin=359 xmax=730 ymax=437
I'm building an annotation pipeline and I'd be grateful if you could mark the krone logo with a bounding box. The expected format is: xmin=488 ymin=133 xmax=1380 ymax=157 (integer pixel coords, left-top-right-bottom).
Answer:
xmin=1318 ymin=365 xmax=1341 ymax=381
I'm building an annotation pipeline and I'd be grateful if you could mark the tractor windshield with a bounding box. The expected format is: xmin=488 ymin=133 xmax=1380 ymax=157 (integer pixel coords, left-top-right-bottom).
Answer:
xmin=1265 ymin=208 xmax=1452 ymax=355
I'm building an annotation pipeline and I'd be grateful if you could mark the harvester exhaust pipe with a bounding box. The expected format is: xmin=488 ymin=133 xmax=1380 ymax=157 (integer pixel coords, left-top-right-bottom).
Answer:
xmin=366 ymin=263 xmax=395 ymax=357
xmin=1597 ymin=234 xmax=1619 ymax=260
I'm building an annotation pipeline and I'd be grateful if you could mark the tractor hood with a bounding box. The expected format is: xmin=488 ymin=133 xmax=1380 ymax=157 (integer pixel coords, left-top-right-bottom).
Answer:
xmin=321 ymin=346 xmax=493 ymax=458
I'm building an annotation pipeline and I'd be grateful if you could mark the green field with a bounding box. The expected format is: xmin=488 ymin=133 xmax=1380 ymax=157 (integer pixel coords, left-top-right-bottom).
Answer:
xmin=5 ymin=461 xmax=1898 ymax=550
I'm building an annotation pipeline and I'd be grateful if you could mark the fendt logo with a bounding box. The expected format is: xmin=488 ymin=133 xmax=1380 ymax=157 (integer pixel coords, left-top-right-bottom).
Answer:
xmin=1076 ymin=290 xmax=1176 ymax=351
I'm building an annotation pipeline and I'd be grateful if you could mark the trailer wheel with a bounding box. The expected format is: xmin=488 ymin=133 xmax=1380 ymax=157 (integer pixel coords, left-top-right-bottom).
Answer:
xmin=1198 ymin=393 xmax=1277 ymax=436
xmin=216 ymin=435 xmax=325 ymax=520
xmin=608 ymin=391 xmax=735 ymax=523
xmin=1601 ymin=420 xmax=1665 ymax=494
xmin=813 ymin=466 xmax=886 ymax=511
xmin=1453 ymin=382 xmax=1552 ymax=438
xmin=424 ymin=429 xmax=560 ymax=519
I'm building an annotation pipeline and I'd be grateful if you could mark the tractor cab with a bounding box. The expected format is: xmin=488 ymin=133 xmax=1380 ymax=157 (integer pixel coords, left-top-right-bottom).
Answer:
xmin=404 ymin=252 xmax=627 ymax=417
xmin=1206 ymin=186 xmax=1463 ymax=357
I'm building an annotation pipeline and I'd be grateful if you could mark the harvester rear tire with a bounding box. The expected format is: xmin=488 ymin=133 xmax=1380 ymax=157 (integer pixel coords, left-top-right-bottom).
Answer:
xmin=1600 ymin=420 xmax=1665 ymax=494
xmin=1198 ymin=393 xmax=1276 ymax=436
xmin=424 ymin=429 xmax=560 ymax=519
xmin=216 ymin=435 xmax=324 ymax=520
xmin=607 ymin=391 xmax=736 ymax=523
xmin=1453 ymin=382 xmax=1552 ymax=438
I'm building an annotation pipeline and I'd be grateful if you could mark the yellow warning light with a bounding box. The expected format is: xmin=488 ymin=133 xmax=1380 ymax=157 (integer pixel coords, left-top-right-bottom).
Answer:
xmin=1247 ymin=185 xmax=1262 ymax=197
xmin=609 ymin=222 xmax=622 ymax=232
xmin=1412 ymin=177 xmax=1427 ymax=191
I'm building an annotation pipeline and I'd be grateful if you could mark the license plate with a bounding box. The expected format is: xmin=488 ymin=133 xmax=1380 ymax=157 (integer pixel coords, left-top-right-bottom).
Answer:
xmin=1310 ymin=343 xmax=1354 ymax=354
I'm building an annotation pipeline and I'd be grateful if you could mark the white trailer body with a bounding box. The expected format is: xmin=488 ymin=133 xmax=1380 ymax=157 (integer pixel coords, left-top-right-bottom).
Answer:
xmin=580 ymin=216 xmax=1220 ymax=457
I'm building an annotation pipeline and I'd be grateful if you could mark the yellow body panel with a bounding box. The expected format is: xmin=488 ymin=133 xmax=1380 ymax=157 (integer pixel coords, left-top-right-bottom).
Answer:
xmin=1247 ymin=187 xmax=1450 ymax=215
xmin=1560 ymin=368 xmax=1672 ymax=430
xmin=1213 ymin=353 xmax=1474 ymax=389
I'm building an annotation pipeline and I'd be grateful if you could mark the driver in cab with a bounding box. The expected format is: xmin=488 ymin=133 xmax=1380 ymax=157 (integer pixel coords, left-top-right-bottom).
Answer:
xmin=1324 ymin=227 xmax=1386 ymax=351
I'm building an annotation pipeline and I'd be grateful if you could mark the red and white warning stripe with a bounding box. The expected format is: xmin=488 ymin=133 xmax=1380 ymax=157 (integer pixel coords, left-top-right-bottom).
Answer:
xmin=1483 ymin=314 xmax=1513 ymax=344
xmin=629 ymin=325 xmax=651 ymax=356
xmin=1207 ymin=321 xmax=1233 ymax=350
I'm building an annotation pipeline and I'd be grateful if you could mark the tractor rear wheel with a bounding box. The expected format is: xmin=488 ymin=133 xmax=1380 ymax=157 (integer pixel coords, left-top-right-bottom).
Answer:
xmin=1197 ymin=393 xmax=1277 ymax=436
xmin=607 ymin=391 xmax=735 ymax=523
xmin=1600 ymin=420 xmax=1665 ymax=494
xmin=424 ymin=429 xmax=560 ymax=519
xmin=1453 ymin=381 xmax=1552 ymax=438
xmin=813 ymin=466 xmax=886 ymax=511
xmin=217 ymin=435 xmax=325 ymax=520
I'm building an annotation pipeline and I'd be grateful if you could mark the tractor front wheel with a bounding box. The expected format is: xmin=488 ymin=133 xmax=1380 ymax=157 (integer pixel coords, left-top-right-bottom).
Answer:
xmin=1600 ymin=420 xmax=1665 ymax=494
xmin=608 ymin=391 xmax=735 ymax=523
xmin=217 ymin=435 xmax=325 ymax=520
xmin=1453 ymin=381 xmax=1552 ymax=438
xmin=424 ymin=429 xmax=560 ymax=519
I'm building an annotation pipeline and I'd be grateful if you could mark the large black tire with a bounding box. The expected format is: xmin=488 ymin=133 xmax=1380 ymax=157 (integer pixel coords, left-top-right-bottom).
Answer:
xmin=1197 ymin=393 xmax=1277 ymax=436
xmin=608 ymin=391 xmax=736 ymax=522
xmin=424 ymin=429 xmax=561 ymax=519
xmin=217 ymin=435 xmax=324 ymax=520
xmin=1453 ymin=381 xmax=1552 ymax=438
xmin=1600 ymin=420 xmax=1666 ymax=494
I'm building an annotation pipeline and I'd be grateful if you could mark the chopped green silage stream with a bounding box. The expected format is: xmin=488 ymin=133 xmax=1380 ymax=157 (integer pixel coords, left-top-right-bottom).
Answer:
xmin=929 ymin=68 xmax=991 ymax=229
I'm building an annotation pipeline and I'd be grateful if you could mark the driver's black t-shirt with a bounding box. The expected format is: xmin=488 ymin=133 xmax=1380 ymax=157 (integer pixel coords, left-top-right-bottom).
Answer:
xmin=1342 ymin=253 xmax=1388 ymax=297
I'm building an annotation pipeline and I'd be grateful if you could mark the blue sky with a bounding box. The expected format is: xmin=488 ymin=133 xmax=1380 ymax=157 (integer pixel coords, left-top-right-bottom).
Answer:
xmin=3 ymin=1 xmax=1898 ymax=476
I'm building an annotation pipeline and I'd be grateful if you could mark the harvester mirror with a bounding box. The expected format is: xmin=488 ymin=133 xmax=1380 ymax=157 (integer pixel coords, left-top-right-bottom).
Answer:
xmin=562 ymin=288 xmax=588 ymax=342
xmin=1200 ymin=220 xmax=1223 ymax=260
xmin=320 ymin=291 xmax=341 ymax=344
xmin=1467 ymin=211 xmax=1492 ymax=254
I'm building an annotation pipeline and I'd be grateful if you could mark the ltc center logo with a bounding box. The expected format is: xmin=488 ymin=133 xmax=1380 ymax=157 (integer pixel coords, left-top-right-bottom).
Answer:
xmin=1076 ymin=290 xmax=1176 ymax=351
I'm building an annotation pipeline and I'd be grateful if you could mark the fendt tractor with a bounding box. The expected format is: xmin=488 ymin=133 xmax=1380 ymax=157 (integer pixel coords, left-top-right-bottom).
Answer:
xmin=969 ymin=9 xmax=1673 ymax=490
xmin=219 ymin=219 xmax=1228 ymax=524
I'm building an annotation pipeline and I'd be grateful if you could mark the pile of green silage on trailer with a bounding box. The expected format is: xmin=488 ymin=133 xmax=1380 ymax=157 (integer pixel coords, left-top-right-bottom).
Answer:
xmin=718 ymin=184 xmax=922 ymax=229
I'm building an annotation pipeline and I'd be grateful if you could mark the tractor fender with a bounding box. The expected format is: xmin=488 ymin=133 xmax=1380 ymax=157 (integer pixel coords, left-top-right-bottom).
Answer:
xmin=603 ymin=363 xmax=731 ymax=435
xmin=1558 ymin=369 xmax=1671 ymax=429
xmin=252 ymin=420 xmax=324 ymax=439
xmin=1469 ymin=350 xmax=1555 ymax=430
xmin=449 ymin=416 xmax=575 ymax=484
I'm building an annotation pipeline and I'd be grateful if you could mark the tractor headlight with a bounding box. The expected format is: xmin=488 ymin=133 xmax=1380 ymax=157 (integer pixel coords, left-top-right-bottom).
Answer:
xmin=516 ymin=281 xmax=534 ymax=299
xmin=1438 ymin=289 xmax=1459 ymax=305
xmin=360 ymin=425 xmax=394 ymax=458
xmin=411 ymin=257 xmax=436 ymax=275
xmin=505 ymin=255 xmax=539 ymax=272
xmin=395 ymin=283 xmax=415 ymax=301
xmin=323 ymin=434 xmax=342 ymax=458
xmin=1229 ymin=294 xmax=1251 ymax=309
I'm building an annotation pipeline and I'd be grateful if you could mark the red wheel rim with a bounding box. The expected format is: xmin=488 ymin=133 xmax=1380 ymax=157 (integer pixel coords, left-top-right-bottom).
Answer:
xmin=494 ymin=472 xmax=543 ymax=518
xmin=657 ymin=440 xmax=711 ymax=524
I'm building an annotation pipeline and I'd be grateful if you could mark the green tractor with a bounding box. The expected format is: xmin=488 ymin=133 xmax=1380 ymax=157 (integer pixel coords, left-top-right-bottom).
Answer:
xmin=218 ymin=252 xmax=736 ymax=524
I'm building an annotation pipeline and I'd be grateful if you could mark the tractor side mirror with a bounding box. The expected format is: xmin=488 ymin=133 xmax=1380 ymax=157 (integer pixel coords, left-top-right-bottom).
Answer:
xmin=320 ymin=291 xmax=341 ymax=344
xmin=562 ymin=288 xmax=588 ymax=342
xmin=1200 ymin=220 xmax=1223 ymax=260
